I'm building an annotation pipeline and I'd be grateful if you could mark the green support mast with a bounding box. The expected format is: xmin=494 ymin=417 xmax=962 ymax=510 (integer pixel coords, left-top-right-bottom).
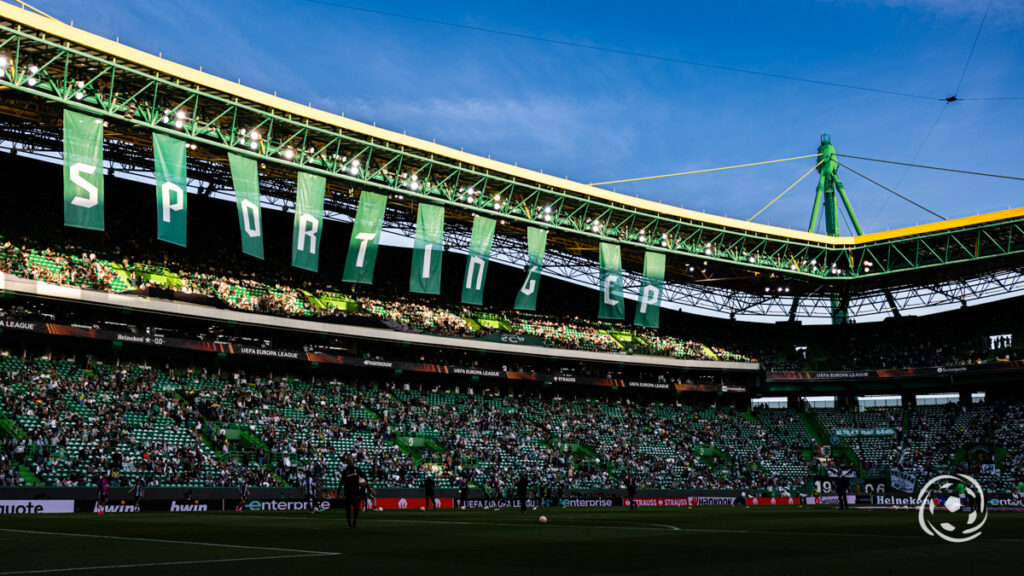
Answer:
xmin=808 ymin=134 xmax=862 ymax=324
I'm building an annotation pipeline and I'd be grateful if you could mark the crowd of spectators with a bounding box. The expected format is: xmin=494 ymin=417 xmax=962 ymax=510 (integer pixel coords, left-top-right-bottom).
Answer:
xmin=0 ymin=238 xmax=752 ymax=363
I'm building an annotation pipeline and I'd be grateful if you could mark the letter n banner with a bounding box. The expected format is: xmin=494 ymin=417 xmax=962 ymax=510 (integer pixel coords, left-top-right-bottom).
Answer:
xmin=410 ymin=203 xmax=444 ymax=295
xmin=461 ymin=216 xmax=495 ymax=305
xmin=291 ymin=172 xmax=326 ymax=272
xmin=229 ymin=153 xmax=264 ymax=260
xmin=62 ymin=109 xmax=105 ymax=231
xmin=633 ymin=251 xmax=665 ymax=328
xmin=153 ymin=133 xmax=188 ymax=247
xmin=598 ymin=242 xmax=624 ymax=320
xmin=343 ymin=190 xmax=387 ymax=284
xmin=513 ymin=227 xmax=547 ymax=311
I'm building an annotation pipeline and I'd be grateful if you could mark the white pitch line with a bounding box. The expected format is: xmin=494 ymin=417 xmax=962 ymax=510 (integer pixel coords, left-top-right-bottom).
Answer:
xmin=0 ymin=553 xmax=335 ymax=575
xmin=0 ymin=528 xmax=339 ymax=555
xmin=368 ymin=518 xmax=678 ymax=531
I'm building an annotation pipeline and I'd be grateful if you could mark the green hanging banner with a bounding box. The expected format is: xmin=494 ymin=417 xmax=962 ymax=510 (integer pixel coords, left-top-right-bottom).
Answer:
xmin=513 ymin=227 xmax=547 ymax=312
xmin=461 ymin=216 xmax=496 ymax=305
xmin=633 ymin=251 xmax=666 ymax=328
xmin=62 ymin=109 xmax=105 ymax=231
xmin=343 ymin=191 xmax=387 ymax=284
xmin=291 ymin=172 xmax=326 ymax=272
xmin=409 ymin=203 xmax=445 ymax=294
xmin=598 ymin=242 xmax=624 ymax=320
xmin=152 ymin=133 xmax=188 ymax=247
xmin=229 ymin=153 xmax=264 ymax=260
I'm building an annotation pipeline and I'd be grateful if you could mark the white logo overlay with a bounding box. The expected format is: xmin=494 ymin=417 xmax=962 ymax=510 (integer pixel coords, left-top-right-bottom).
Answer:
xmin=917 ymin=474 xmax=988 ymax=543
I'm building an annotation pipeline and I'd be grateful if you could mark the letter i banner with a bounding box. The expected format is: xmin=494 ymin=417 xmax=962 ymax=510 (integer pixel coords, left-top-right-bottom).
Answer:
xmin=62 ymin=109 xmax=105 ymax=231
xmin=513 ymin=227 xmax=547 ymax=311
xmin=410 ymin=203 xmax=444 ymax=294
xmin=229 ymin=153 xmax=264 ymax=260
xmin=461 ymin=216 xmax=495 ymax=305
xmin=153 ymin=133 xmax=188 ymax=247
xmin=633 ymin=251 xmax=665 ymax=329
xmin=342 ymin=190 xmax=387 ymax=284
xmin=598 ymin=242 xmax=624 ymax=320
xmin=291 ymin=172 xmax=326 ymax=272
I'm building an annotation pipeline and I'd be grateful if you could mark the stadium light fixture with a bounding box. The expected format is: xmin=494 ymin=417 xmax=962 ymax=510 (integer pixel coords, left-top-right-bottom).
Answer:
xmin=249 ymin=141 xmax=258 ymax=150
xmin=28 ymin=64 xmax=37 ymax=74
xmin=175 ymin=110 xmax=186 ymax=120
xmin=174 ymin=120 xmax=183 ymax=129
xmin=0 ymin=55 xmax=7 ymax=67
xmin=27 ymin=76 xmax=36 ymax=86
xmin=74 ymin=91 xmax=83 ymax=100
xmin=543 ymin=214 xmax=551 ymax=222
xmin=283 ymin=148 xmax=295 ymax=160
xmin=249 ymin=130 xmax=259 ymax=141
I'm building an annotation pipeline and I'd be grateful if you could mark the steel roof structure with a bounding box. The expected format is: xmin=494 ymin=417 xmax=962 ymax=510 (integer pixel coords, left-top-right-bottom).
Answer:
xmin=2 ymin=2 xmax=1023 ymax=321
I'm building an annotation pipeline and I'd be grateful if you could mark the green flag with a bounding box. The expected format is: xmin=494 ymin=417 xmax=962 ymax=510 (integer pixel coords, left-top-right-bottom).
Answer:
xmin=153 ymin=133 xmax=188 ymax=247
xmin=514 ymin=227 xmax=547 ymax=311
xmin=461 ymin=216 xmax=495 ymax=305
xmin=62 ymin=109 xmax=105 ymax=231
xmin=229 ymin=153 xmax=264 ymax=260
xmin=598 ymin=242 xmax=624 ymax=320
xmin=343 ymin=190 xmax=387 ymax=284
xmin=633 ymin=251 xmax=666 ymax=328
xmin=291 ymin=172 xmax=326 ymax=272
xmin=410 ymin=203 xmax=445 ymax=294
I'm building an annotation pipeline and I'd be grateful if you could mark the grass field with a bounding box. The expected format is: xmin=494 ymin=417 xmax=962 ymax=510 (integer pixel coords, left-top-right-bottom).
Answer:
xmin=1 ymin=507 xmax=1021 ymax=575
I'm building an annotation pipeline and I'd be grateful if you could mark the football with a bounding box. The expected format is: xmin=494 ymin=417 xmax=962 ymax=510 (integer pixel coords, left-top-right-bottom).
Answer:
xmin=539 ymin=516 xmax=548 ymax=524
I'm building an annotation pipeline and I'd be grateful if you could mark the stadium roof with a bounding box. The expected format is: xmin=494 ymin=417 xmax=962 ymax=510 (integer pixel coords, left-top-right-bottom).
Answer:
xmin=2 ymin=2 xmax=1024 ymax=321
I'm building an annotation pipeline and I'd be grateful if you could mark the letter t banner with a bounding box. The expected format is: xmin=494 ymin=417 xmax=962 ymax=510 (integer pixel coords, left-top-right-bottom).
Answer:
xmin=343 ymin=190 xmax=387 ymax=284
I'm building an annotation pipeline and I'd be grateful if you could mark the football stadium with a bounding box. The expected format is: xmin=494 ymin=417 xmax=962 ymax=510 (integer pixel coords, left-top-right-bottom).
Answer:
xmin=1 ymin=1 xmax=1023 ymax=574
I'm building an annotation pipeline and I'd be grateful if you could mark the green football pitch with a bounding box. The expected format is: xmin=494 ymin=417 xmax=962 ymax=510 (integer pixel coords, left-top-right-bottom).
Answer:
xmin=1 ymin=507 xmax=1021 ymax=575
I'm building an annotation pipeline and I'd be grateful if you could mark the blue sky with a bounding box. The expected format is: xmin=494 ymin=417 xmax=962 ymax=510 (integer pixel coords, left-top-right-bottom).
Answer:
xmin=31 ymin=0 xmax=1024 ymax=234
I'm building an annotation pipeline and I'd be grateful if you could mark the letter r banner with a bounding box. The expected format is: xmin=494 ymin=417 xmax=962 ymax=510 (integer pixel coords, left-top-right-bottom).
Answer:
xmin=291 ymin=172 xmax=326 ymax=272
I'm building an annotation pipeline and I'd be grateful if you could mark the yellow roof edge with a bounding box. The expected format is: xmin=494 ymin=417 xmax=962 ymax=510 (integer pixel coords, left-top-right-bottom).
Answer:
xmin=851 ymin=207 xmax=1024 ymax=245
xmin=2 ymin=3 xmax=1021 ymax=248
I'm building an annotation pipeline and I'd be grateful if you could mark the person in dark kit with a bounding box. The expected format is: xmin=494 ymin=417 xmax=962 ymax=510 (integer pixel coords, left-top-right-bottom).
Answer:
xmin=627 ymin=475 xmax=638 ymax=511
xmin=362 ymin=477 xmax=376 ymax=511
xmin=340 ymin=456 xmax=364 ymax=528
xmin=133 ymin=476 xmax=146 ymax=511
xmin=518 ymin=474 xmax=529 ymax=514
xmin=95 ymin=471 xmax=109 ymax=515
xmin=424 ymin=474 xmax=436 ymax=510
xmin=836 ymin=473 xmax=850 ymax=510
xmin=236 ymin=477 xmax=250 ymax=512
xmin=302 ymin=470 xmax=320 ymax=514
xmin=459 ymin=478 xmax=470 ymax=509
